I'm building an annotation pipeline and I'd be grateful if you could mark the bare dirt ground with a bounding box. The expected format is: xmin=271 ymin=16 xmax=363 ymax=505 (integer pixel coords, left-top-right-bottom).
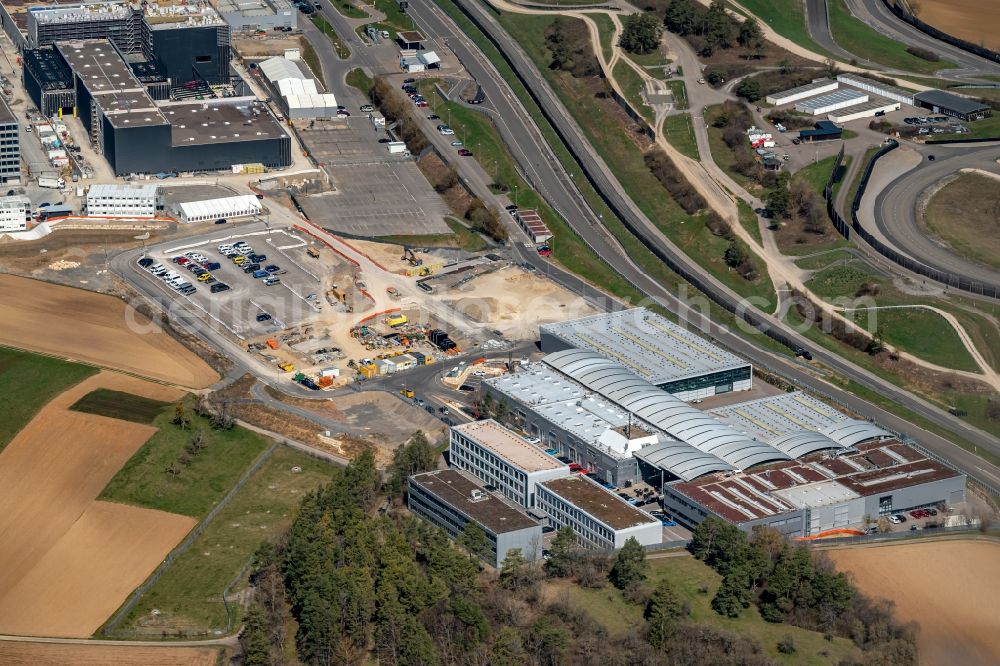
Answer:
xmin=0 ymin=642 xmax=221 ymax=666
xmin=918 ymin=1 xmax=1000 ymax=52
xmin=0 ymin=275 xmax=218 ymax=389
xmin=0 ymin=373 xmax=195 ymax=638
xmin=444 ymin=265 xmax=597 ymax=339
xmin=921 ymin=171 xmax=1000 ymax=272
xmin=828 ymin=538 xmax=1000 ymax=666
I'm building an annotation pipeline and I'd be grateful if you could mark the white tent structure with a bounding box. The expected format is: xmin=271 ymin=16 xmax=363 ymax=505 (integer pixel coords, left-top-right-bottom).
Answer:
xmin=174 ymin=195 xmax=262 ymax=224
xmin=259 ymin=56 xmax=338 ymax=118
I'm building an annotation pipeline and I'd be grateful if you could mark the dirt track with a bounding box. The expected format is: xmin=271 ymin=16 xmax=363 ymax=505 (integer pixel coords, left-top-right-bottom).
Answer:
xmin=0 ymin=373 xmax=195 ymax=638
xmin=0 ymin=275 xmax=218 ymax=389
xmin=829 ymin=539 xmax=1000 ymax=666
xmin=918 ymin=1 xmax=1000 ymax=52
xmin=0 ymin=641 xmax=220 ymax=666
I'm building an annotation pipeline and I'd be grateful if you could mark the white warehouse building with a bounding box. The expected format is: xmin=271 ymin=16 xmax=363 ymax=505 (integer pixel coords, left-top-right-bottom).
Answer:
xmin=836 ymin=73 xmax=915 ymax=106
xmin=765 ymin=78 xmax=838 ymax=105
xmin=258 ymin=56 xmax=338 ymax=119
xmin=85 ymin=184 xmax=159 ymax=218
xmin=174 ymin=195 xmax=262 ymax=224
xmin=795 ymin=89 xmax=869 ymax=115
xmin=536 ymin=475 xmax=663 ymax=549
xmin=0 ymin=195 xmax=32 ymax=232
xmin=449 ymin=419 xmax=570 ymax=508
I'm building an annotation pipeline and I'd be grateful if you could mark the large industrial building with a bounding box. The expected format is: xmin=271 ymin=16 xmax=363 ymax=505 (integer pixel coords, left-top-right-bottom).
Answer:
xmin=536 ymin=476 xmax=663 ymax=549
xmin=449 ymin=419 xmax=570 ymax=508
xmin=914 ymin=90 xmax=992 ymax=121
xmin=0 ymin=96 xmax=19 ymax=184
xmin=23 ymin=39 xmax=290 ymax=175
xmin=479 ymin=310 xmax=967 ymax=538
xmin=173 ymin=194 xmax=262 ymax=223
xmin=663 ymin=440 xmax=964 ymax=536
xmin=407 ymin=469 xmax=543 ymax=567
xmin=540 ymin=309 xmax=752 ymax=401
xmin=764 ymin=78 xmax=837 ymax=106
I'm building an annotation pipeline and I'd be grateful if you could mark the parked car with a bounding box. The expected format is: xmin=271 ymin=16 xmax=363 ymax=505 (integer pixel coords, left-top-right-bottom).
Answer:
xmin=210 ymin=282 xmax=230 ymax=293
xmin=263 ymin=276 xmax=281 ymax=286
xmin=256 ymin=312 xmax=272 ymax=322
xmin=458 ymin=148 xmax=473 ymax=157
xmin=215 ymin=218 xmax=227 ymax=224
xmin=361 ymin=104 xmax=374 ymax=112
xmin=137 ymin=257 xmax=154 ymax=268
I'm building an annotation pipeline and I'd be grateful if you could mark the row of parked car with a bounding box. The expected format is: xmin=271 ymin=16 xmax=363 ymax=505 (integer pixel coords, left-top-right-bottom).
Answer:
xmin=138 ymin=253 xmax=232 ymax=295
xmin=218 ymin=241 xmax=284 ymax=286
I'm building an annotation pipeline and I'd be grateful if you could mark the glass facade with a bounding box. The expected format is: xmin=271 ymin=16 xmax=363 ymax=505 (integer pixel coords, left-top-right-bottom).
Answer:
xmin=658 ymin=366 xmax=751 ymax=395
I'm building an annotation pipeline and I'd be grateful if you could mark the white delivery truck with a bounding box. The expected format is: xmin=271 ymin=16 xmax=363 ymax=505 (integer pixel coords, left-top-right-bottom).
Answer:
xmin=38 ymin=175 xmax=65 ymax=189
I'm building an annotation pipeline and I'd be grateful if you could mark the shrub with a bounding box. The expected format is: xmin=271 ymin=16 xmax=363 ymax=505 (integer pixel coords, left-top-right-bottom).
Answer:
xmin=545 ymin=17 xmax=600 ymax=78
xmin=906 ymin=45 xmax=939 ymax=61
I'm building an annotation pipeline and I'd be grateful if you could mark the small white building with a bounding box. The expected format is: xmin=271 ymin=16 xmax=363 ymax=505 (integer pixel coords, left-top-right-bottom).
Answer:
xmin=259 ymin=56 xmax=338 ymax=119
xmin=450 ymin=419 xmax=570 ymax=508
xmin=836 ymin=73 xmax=915 ymax=106
xmin=0 ymin=195 xmax=32 ymax=232
xmin=85 ymin=183 xmax=159 ymax=218
xmin=174 ymin=195 xmax=262 ymax=224
xmin=536 ymin=475 xmax=663 ymax=550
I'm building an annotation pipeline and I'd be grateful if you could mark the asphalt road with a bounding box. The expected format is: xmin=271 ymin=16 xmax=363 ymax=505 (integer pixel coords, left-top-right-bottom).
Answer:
xmin=803 ymin=0 xmax=855 ymax=62
xmin=842 ymin=0 xmax=1000 ymax=81
xmin=399 ymin=0 xmax=1000 ymax=488
xmin=870 ymin=142 xmax=1000 ymax=293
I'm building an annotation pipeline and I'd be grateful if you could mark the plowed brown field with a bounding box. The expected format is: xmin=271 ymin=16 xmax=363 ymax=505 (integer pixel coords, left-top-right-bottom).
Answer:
xmin=919 ymin=1 xmax=1000 ymax=52
xmin=0 ymin=373 xmax=195 ymax=637
xmin=0 ymin=641 xmax=220 ymax=666
xmin=0 ymin=275 xmax=218 ymax=388
xmin=829 ymin=539 xmax=1000 ymax=666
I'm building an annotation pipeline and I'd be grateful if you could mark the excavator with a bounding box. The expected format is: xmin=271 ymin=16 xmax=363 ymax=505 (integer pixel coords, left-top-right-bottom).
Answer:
xmin=401 ymin=247 xmax=423 ymax=266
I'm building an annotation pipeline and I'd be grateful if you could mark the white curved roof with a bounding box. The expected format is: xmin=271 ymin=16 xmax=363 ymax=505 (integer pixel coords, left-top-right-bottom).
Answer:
xmin=821 ymin=419 xmax=892 ymax=447
xmin=544 ymin=349 xmax=791 ymax=470
xmin=633 ymin=440 xmax=735 ymax=481
xmin=768 ymin=431 xmax=845 ymax=458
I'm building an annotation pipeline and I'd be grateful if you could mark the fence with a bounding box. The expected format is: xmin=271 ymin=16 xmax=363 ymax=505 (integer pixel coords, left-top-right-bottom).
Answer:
xmin=882 ymin=0 xmax=1000 ymax=64
xmin=824 ymin=144 xmax=850 ymax=238
xmin=99 ymin=442 xmax=280 ymax=638
xmin=833 ymin=139 xmax=999 ymax=299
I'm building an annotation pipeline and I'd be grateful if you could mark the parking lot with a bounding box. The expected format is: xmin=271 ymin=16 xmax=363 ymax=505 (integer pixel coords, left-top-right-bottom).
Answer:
xmin=296 ymin=116 xmax=451 ymax=237
xmin=138 ymin=226 xmax=336 ymax=338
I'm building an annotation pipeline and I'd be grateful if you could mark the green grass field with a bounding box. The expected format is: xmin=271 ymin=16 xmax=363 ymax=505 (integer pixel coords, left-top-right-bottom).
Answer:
xmin=549 ymin=555 xmax=860 ymax=665
xmin=70 ymin=389 xmax=170 ymax=424
xmin=734 ymin=0 xmax=831 ymax=57
xmin=373 ymin=0 xmax=413 ymax=32
xmin=625 ymin=46 xmax=669 ymax=71
xmin=0 ymin=347 xmax=97 ymax=451
xmin=99 ymin=409 xmax=270 ymax=518
xmin=662 ymin=113 xmax=699 ymax=160
xmin=330 ymin=0 xmax=367 ymax=19
xmin=300 ymin=39 xmax=322 ymax=80
xmin=119 ymin=446 xmax=334 ymax=634
xmin=794 ymin=249 xmax=855 ymax=270
xmin=613 ymin=61 xmax=653 ymax=123
xmin=591 ymin=12 xmax=615 ymax=65
xmin=312 ymin=15 xmax=351 ymax=59
xmin=828 ymin=0 xmax=954 ymax=74
xmin=794 ymin=155 xmax=839 ymax=195
xmin=805 ymin=263 xmax=979 ymax=372
xmin=703 ymin=104 xmax=760 ymax=193
xmin=737 ymin=199 xmax=761 ymax=245
xmin=346 ymin=67 xmax=373 ymax=96
xmin=668 ymin=79 xmax=688 ymax=109
xmin=937 ymin=114 xmax=1000 ymax=140
xmin=379 ymin=217 xmax=490 ymax=252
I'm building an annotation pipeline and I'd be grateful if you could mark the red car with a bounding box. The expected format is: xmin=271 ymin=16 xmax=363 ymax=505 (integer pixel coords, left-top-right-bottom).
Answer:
xmin=416 ymin=101 xmax=428 ymax=108
xmin=458 ymin=148 xmax=473 ymax=156
xmin=537 ymin=245 xmax=552 ymax=257
xmin=174 ymin=257 xmax=189 ymax=265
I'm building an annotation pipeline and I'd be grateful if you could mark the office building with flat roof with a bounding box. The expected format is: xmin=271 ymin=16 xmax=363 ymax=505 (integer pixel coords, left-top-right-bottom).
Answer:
xmin=215 ymin=0 xmax=296 ymax=31
xmin=0 ymin=194 xmax=32 ymax=231
xmin=85 ymin=183 xmax=158 ymax=217
xmin=0 ymin=96 xmax=19 ymax=184
xmin=535 ymin=475 xmax=662 ymax=550
xmin=407 ymin=469 xmax=543 ymax=567
xmin=449 ymin=419 xmax=570 ymax=508
xmin=540 ymin=309 xmax=752 ymax=401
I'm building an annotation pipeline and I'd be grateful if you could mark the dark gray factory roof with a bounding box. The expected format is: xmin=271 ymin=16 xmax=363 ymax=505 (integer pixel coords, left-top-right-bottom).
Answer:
xmin=164 ymin=100 xmax=285 ymax=146
xmin=914 ymin=90 xmax=991 ymax=114
xmin=409 ymin=469 xmax=540 ymax=535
